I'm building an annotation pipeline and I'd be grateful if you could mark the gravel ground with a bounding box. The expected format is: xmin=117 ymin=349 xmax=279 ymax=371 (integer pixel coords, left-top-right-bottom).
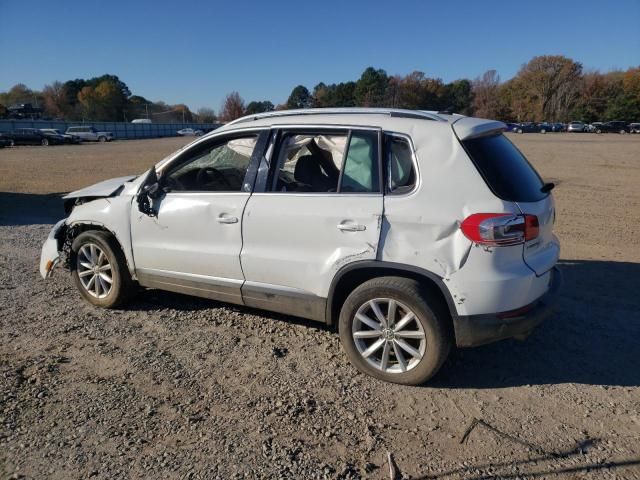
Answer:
xmin=1 ymin=135 xmax=639 ymax=479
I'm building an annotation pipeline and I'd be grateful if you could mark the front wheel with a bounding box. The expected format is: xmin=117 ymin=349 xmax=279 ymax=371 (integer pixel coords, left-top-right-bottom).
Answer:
xmin=540 ymin=129 xmax=546 ymax=134
xmin=517 ymin=128 xmax=523 ymax=134
xmin=71 ymin=231 xmax=137 ymax=308
xmin=98 ymin=136 xmax=107 ymax=143
xmin=339 ymin=277 xmax=451 ymax=385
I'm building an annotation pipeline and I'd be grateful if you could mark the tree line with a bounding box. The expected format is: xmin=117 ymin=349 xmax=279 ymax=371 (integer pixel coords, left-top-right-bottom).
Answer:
xmin=0 ymin=74 xmax=215 ymax=124
xmin=2 ymin=55 xmax=638 ymax=124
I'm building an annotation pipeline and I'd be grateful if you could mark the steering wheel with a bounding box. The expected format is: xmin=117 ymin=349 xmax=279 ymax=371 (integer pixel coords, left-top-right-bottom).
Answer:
xmin=196 ymin=167 xmax=232 ymax=189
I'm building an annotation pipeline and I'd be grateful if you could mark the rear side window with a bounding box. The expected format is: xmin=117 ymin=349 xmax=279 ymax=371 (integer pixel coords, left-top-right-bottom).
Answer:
xmin=385 ymin=134 xmax=416 ymax=194
xmin=462 ymin=134 xmax=546 ymax=202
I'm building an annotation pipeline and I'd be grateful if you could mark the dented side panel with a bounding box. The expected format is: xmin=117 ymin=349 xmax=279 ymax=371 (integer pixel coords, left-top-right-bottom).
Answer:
xmin=380 ymin=129 xmax=536 ymax=316
xmin=240 ymin=193 xmax=383 ymax=300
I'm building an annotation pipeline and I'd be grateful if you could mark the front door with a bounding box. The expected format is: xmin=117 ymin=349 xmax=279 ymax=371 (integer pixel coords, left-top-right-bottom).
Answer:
xmin=131 ymin=130 xmax=266 ymax=304
xmin=240 ymin=127 xmax=384 ymax=321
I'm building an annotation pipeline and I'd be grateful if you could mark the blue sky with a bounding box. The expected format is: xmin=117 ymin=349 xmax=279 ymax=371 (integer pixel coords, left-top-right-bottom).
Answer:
xmin=1 ymin=0 xmax=638 ymax=111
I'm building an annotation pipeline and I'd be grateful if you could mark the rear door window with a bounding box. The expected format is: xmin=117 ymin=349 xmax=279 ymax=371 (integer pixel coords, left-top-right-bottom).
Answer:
xmin=461 ymin=134 xmax=546 ymax=202
xmin=269 ymin=130 xmax=379 ymax=193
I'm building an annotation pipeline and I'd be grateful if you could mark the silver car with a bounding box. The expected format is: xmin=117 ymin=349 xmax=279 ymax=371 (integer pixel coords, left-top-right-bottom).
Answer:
xmin=66 ymin=126 xmax=114 ymax=142
xmin=567 ymin=121 xmax=585 ymax=132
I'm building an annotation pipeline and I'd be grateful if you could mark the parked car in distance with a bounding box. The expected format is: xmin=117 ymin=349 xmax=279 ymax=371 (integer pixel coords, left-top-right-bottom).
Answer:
xmin=503 ymin=122 xmax=519 ymax=132
xmin=40 ymin=108 xmax=561 ymax=385
xmin=66 ymin=126 xmax=114 ymax=142
xmin=132 ymin=119 xmax=152 ymax=124
xmin=552 ymin=123 xmax=565 ymax=132
xmin=4 ymin=128 xmax=65 ymax=146
xmin=595 ymin=121 xmax=630 ymax=134
xmin=629 ymin=123 xmax=640 ymax=134
xmin=513 ymin=122 xmax=540 ymax=133
xmin=177 ymin=128 xmax=204 ymax=136
xmin=537 ymin=122 xmax=553 ymax=133
xmin=567 ymin=121 xmax=586 ymax=132
xmin=40 ymin=128 xmax=81 ymax=144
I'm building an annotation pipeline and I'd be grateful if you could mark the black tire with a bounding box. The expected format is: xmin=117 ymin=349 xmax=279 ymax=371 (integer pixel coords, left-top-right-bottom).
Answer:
xmin=9 ymin=139 xmax=15 ymax=147
xmin=540 ymin=129 xmax=546 ymax=134
xmin=41 ymin=138 xmax=49 ymax=146
xmin=517 ymin=128 xmax=523 ymax=134
xmin=338 ymin=276 xmax=451 ymax=385
xmin=98 ymin=136 xmax=107 ymax=143
xmin=619 ymin=129 xmax=626 ymax=135
xmin=71 ymin=231 xmax=137 ymax=308
xmin=596 ymin=129 xmax=602 ymax=134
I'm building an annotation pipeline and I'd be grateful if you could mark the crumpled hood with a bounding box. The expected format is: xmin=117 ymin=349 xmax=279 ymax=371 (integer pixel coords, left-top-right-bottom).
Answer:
xmin=63 ymin=175 xmax=137 ymax=199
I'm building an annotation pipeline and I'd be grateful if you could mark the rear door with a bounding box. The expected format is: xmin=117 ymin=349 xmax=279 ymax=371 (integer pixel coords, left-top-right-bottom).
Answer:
xmin=459 ymin=131 xmax=559 ymax=276
xmin=240 ymin=127 xmax=383 ymax=321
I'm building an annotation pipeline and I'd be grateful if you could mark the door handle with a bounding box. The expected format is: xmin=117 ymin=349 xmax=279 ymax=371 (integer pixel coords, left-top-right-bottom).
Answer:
xmin=337 ymin=222 xmax=366 ymax=232
xmin=217 ymin=215 xmax=238 ymax=224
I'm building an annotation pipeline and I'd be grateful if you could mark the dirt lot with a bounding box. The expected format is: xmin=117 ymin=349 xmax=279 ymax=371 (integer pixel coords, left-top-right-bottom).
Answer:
xmin=1 ymin=134 xmax=639 ymax=479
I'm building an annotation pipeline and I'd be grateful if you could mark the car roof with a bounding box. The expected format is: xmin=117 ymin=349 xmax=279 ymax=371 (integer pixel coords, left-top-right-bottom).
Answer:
xmin=212 ymin=108 xmax=504 ymax=142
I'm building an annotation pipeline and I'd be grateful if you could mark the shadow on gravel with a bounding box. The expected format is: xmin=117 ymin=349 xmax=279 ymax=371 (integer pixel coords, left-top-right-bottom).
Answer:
xmin=435 ymin=259 xmax=640 ymax=388
xmin=124 ymin=289 xmax=330 ymax=331
xmin=0 ymin=192 xmax=65 ymax=226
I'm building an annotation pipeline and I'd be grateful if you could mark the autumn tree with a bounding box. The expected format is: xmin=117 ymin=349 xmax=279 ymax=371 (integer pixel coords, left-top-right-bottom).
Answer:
xmin=472 ymin=70 xmax=502 ymax=119
xmin=219 ymin=92 xmax=245 ymax=122
xmin=511 ymin=55 xmax=583 ymax=121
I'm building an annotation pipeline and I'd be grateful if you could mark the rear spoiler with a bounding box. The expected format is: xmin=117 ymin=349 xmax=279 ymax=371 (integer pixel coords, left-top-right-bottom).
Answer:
xmin=452 ymin=117 xmax=506 ymax=141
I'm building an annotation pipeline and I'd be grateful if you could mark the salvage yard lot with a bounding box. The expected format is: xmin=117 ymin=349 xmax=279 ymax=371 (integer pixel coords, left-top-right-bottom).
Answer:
xmin=1 ymin=135 xmax=639 ymax=478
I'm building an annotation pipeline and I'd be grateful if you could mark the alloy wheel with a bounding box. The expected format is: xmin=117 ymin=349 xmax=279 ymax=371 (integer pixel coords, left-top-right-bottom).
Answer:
xmin=77 ymin=243 xmax=113 ymax=298
xmin=352 ymin=298 xmax=426 ymax=373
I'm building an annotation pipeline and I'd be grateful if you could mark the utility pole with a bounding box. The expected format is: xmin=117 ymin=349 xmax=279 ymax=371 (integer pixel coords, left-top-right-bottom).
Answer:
xmin=145 ymin=103 xmax=149 ymax=119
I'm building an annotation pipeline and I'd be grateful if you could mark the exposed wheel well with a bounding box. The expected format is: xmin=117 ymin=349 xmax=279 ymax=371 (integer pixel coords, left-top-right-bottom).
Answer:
xmin=327 ymin=264 xmax=456 ymax=331
xmin=62 ymin=223 xmax=130 ymax=272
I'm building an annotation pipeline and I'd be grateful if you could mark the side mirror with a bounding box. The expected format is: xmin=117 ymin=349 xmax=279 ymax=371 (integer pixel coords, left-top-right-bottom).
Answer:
xmin=137 ymin=167 xmax=162 ymax=216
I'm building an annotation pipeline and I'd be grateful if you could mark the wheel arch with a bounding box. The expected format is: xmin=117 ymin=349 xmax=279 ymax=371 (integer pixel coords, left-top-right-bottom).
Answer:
xmin=64 ymin=221 xmax=135 ymax=277
xmin=325 ymin=261 xmax=459 ymax=329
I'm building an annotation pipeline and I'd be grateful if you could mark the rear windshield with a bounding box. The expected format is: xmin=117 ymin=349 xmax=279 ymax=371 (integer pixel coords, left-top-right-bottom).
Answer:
xmin=461 ymin=134 xmax=546 ymax=203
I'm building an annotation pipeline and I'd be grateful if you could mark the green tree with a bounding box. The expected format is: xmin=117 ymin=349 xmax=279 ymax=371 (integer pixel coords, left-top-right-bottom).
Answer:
xmin=443 ymin=79 xmax=473 ymax=115
xmin=354 ymin=67 xmax=388 ymax=106
xmin=197 ymin=107 xmax=217 ymax=123
xmin=286 ymin=85 xmax=311 ymax=109
xmin=245 ymin=100 xmax=274 ymax=114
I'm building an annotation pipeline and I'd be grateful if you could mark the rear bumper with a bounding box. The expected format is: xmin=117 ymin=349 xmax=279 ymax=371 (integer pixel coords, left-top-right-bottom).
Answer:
xmin=454 ymin=266 xmax=562 ymax=348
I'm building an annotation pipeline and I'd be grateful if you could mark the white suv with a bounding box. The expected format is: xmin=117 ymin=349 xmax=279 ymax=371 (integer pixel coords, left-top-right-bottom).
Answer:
xmin=40 ymin=108 xmax=561 ymax=385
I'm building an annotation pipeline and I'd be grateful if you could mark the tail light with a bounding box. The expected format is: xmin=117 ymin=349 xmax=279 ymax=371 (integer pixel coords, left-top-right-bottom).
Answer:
xmin=460 ymin=213 xmax=539 ymax=246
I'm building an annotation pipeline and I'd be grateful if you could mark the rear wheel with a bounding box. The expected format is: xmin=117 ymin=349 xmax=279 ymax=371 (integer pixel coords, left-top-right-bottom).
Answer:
xmin=596 ymin=129 xmax=602 ymax=134
xmin=98 ymin=136 xmax=107 ymax=143
xmin=339 ymin=277 xmax=451 ymax=385
xmin=540 ymin=129 xmax=546 ymax=134
xmin=619 ymin=129 xmax=626 ymax=135
xmin=41 ymin=138 xmax=49 ymax=146
xmin=71 ymin=231 xmax=137 ymax=308
xmin=517 ymin=128 xmax=523 ymax=134
xmin=9 ymin=139 xmax=15 ymax=147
